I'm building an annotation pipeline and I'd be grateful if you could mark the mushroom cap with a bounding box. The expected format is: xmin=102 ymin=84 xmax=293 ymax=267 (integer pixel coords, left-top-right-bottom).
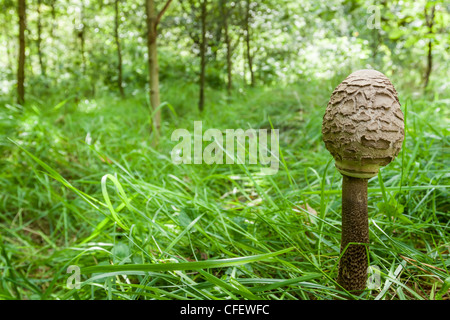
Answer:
xmin=322 ymin=69 xmax=405 ymax=178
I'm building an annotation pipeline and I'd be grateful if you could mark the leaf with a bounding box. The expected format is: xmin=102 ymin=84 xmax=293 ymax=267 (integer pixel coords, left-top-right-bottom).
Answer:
xmin=52 ymin=96 xmax=75 ymax=111
xmin=198 ymin=270 xmax=260 ymax=300
xmin=178 ymin=207 xmax=196 ymax=228
xmin=377 ymin=197 xmax=412 ymax=224
xmin=435 ymin=277 xmax=450 ymax=300
xmin=111 ymin=242 xmax=131 ymax=264
xmin=81 ymin=247 xmax=294 ymax=274
xmin=101 ymin=174 xmax=131 ymax=231
xmin=295 ymin=203 xmax=318 ymax=224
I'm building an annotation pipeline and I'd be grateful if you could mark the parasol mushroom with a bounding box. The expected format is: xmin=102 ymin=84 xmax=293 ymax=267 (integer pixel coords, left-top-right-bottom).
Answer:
xmin=322 ymin=69 xmax=405 ymax=294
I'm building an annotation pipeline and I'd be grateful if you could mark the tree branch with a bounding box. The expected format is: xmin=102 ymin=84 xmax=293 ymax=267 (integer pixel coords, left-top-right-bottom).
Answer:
xmin=155 ymin=0 xmax=173 ymax=27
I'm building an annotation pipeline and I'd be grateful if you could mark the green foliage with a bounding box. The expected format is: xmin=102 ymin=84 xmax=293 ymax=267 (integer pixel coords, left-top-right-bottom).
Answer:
xmin=0 ymin=0 xmax=449 ymax=301
xmin=1 ymin=0 xmax=449 ymax=97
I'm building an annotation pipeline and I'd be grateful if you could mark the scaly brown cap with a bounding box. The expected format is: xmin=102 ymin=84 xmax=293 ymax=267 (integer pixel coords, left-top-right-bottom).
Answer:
xmin=322 ymin=69 xmax=405 ymax=178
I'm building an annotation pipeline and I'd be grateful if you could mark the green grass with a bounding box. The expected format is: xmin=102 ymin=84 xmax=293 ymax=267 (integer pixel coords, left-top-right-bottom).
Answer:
xmin=0 ymin=80 xmax=449 ymax=300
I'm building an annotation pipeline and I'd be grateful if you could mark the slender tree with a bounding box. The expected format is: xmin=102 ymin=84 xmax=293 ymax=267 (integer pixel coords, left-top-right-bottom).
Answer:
xmin=146 ymin=0 xmax=173 ymax=143
xmin=114 ymin=0 xmax=124 ymax=96
xmin=17 ymin=0 xmax=26 ymax=105
xmin=179 ymin=0 xmax=210 ymax=110
xmin=243 ymin=0 xmax=254 ymax=87
xmin=220 ymin=0 xmax=234 ymax=94
xmin=50 ymin=0 xmax=56 ymax=37
xmin=78 ymin=0 xmax=87 ymax=75
xmin=198 ymin=0 xmax=207 ymax=111
xmin=224 ymin=11 xmax=232 ymax=94
xmin=423 ymin=3 xmax=435 ymax=90
xmin=36 ymin=0 xmax=45 ymax=76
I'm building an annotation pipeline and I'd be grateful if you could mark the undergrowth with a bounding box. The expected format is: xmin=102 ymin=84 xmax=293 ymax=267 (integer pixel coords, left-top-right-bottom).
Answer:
xmin=0 ymin=80 xmax=449 ymax=300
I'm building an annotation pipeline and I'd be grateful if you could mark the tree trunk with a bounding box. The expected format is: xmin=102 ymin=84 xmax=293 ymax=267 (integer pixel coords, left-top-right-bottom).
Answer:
xmin=423 ymin=5 xmax=435 ymax=90
xmin=114 ymin=0 xmax=124 ymax=97
xmin=17 ymin=0 xmax=26 ymax=105
xmin=37 ymin=0 xmax=45 ymax=76
xmin=424 ymin=40 xmax=432 ymax=89
xmin=79 ymin=1 xmax=86 ymax=75
xmin=145 ymin=0 xmax=172 ymax=145
xmin=223 ymin=5 xmax=232 ymax=94
xmin=146 ymin=0 xmax=161 ymax=140
xmin=198 ymin=0 xmax=207 ymax=111
xmin=50 ymin=0 xmax=56 ymax=37
xmin=244 ymin=0 xmax=254 ymax=87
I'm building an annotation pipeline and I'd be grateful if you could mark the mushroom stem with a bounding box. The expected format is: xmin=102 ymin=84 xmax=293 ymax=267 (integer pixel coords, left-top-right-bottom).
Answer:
xmin=337 ymin=175 xmax=369 ymax=294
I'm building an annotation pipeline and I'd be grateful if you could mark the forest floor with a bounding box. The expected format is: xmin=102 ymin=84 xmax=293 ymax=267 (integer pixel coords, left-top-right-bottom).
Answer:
xmin=0 ymin=79 xmax=449 ymax=300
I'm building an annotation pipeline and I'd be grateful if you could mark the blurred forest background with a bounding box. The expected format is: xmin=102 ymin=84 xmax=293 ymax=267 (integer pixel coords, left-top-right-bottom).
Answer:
xmin=1 ymin=0 xmax=449 ymax=109
xmin=0 ymin=0 xmax=449 ymax=300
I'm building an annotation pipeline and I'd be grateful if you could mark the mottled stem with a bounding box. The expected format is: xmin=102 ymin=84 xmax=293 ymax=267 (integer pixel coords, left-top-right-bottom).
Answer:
xmin=337 ymin=175 xmax=369 ymax=294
